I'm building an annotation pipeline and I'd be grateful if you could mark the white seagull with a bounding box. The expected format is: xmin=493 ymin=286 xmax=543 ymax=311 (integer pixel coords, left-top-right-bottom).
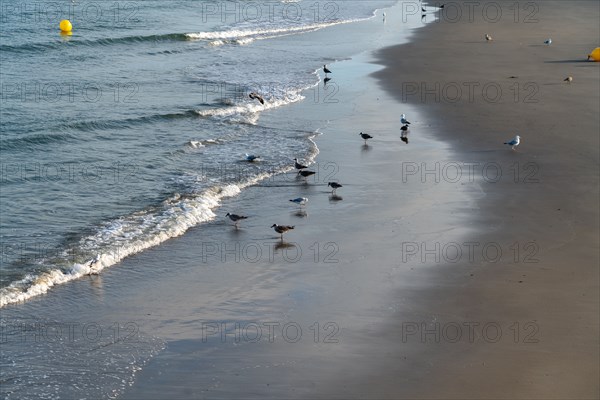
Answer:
xmin=504 ymin=135 xmax=520 ymax=150
xmin=400 ymin=114 xmax=411 ymax=125
xmin=289 ymin=197 xmax=308 ymax=206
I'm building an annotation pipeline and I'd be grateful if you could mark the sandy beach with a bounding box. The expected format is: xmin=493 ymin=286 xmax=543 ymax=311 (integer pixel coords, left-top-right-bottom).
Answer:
xmin=1 ymin=1 xmax=597 ymax=399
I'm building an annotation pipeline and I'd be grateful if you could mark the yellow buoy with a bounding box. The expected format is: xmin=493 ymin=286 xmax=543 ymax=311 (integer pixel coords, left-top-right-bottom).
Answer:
xmin=588 ymin=47 xmax=600 ymax=62
xmin=59 ymin=19 xmax=72 ymax=33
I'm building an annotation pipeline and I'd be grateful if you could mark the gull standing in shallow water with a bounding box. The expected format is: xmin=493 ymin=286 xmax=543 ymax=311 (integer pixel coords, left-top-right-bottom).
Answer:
xmin=328 ymin=182 xmax=343 ymax=194
xmin=359 ymin=132 xmax=373 ymax=144
xmin=271 ymin=224 xmax=294 ymax=239
xmin=504 ymin=135 xmax=520 ymax=150
xmin=226 ymin=213 xmax=248 ymax=227
xmin=400 ymin=114 xmax=411 ymax=125
xmin=298 ymin=170 xmax=316 ymax=180
xmin=293 ymin=158 xmax=308 ymax=170
xmin=289 ymin=197 xmax=308 ymax=206
xmin=323 ymin=64 xmax=332 ymax=75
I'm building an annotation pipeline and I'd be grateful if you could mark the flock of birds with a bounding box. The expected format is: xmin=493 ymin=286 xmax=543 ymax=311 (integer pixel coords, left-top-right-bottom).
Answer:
xmin=237 ymin=57 xmax=526 ymax=240
xmin=484 ymin=35 xmax=573 ymax=83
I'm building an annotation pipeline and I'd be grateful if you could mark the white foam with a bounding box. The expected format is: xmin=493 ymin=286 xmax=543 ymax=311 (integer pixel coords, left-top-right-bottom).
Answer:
xmin=0 ymin=181 xmax=266 ymax=308
xmin=185 ymin=18 xmax=368 ymax=46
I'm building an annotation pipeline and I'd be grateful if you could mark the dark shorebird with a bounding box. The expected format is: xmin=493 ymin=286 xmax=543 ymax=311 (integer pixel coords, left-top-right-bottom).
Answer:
xmin=324 ymin=76 xmax=331 ymax=85
xmin=503 ymin=135 xmax=520 ymax=150
xmin=289 ymin=197 xmax=308 ymax=206
xmin=245 ymin=154 xmax=260 ymax=162
xmin=359 ymin=132 xmax=373 ymax=144
xmin=226 ymin=213 xmax=248 ymax=227
xmin=249 ymin=92 xmax=264 ymax=104
xmin=294 ymin=157 xmax=308 ymax=170
xmin=400 ymin=136 xmax=409 ymax=144
xmin=439 ymin=3 xmax=445 ymax=8
xmin=323 ymin=64 xmax=332 ymax=75
xmin=327 ymin=182 xmax=343 ymax=194
xmin=400 ymin=124 xmax=409 ymax=133
xmin=422 ymin=7 xmax=426 ymax=12
xmin=271 ymin=224 xmax=294 ymax=239
xmin=298 ymin=170 xmax=316 ymax=179
xmin=400 ymin=113 xmax=411 ymax=125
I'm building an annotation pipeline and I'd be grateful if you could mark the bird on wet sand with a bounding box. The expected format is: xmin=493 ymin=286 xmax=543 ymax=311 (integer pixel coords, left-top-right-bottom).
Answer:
xmin=328 ymin=182 xmax=342 ymax=194
xmin=294 ymin=158 xmax=308 ymax=170
xmin=400 ymin=135 xmax=408 ymax=144
xmin=359 ymin=132 xmax=373 ymax=144
xmin=485 ymin=34 xmax=493 ymax=41
xmin=323 ymin=64 xmax=332 ymax=75
xmin=271 ymin=224 xmax=294 ymax=239
xmin=504 ymin=135 xmax=520 ymax=150
xmin=249 ymin=92 xmax=265 ymax=104
xmin=245 ymin=154 xmax=260 ymax=162
xmin=226 ymin=213 xmax=248 ymax=227
xmin=564 ymin=76 xmax=573 ymax=83
xmin=400 ymin=124 xmax=409 ymax=133
xmin=544 ymin=38 xmax=552 ymax=45
xmin=289 ymin=197 xmax=308 ymax=206
xmin=400 ymin=114 xmax=411 ymax=125
xmin=298 ymin=170 xmax=316 ymax=180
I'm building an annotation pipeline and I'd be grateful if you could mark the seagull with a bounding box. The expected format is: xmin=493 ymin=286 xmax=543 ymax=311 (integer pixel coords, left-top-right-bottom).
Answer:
xmin=271 ymin=224 xmax=294 ymax=239
xmin=245 ymin=154 xmax=260 ymax=162
xmin=293 ymin=157 xmax=308 ymax=170
xmin=289 ymin=197 xmax=308 ymax=206
xmin=544 ymin=38 xmax=552 ymax=45
xmin=323 ymin=64 xmax=332 ymax=75
xmin=324 ymin=76 xmax=331 ymax=84
xmin=359 ymin=132 xmax=373 ymax=144
xmin=504 ymin=135 xmax=520 ymax=150
xmin=328 ymin=182 xmax=343 ymax=194
xmin=400 ymin=124 xmax=409 ymax=132
xmin=564 ymin=76 xmax=573 ymax=83
xmin=298 ymin=170 xmax=316 ymax=179
xmin=400 ymin=135 xmax=409 ymax=144
xmin=485 ymin=34 xmax=493 ymax=41
xmin=400 ymin=113 xmax=411 ymax=125
xmin=439 ymin=3 xmax=445 ymax=8
xmin=421 ymin=7 xmax=426 ymax=12
xmin=382 ymin=12 xmax=386 ymax=21
xmin=249 ymin=92 xmax=264 ymax=104
xmin=226 ymin=213 xmax=248 ymax=227
xmin=88 ymin=255 xmax=101 ymax=275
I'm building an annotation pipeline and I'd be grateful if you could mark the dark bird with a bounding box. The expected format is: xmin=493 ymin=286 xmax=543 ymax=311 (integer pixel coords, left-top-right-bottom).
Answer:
xmin=226 ymin=213 xmax=248 ymax=227
xmin=328 ymin=182 xmax=343 ymax=194
xmin=401 ymin=136 xmax=409 ymax=144
xmin=293 ymin=157 xmax=308 ymax=170
xmin=298 ymin=170 xmax=316 ymax=179
xmin=323 ymin=64 xmax=332 ymax=75
xmin=324 ymin=77 xmax=331 ymax=84
xmin=245 ymin=154 xmax=260 ymax=162
xmin=400 ymin=124 xmax=409 ymax=132
xmin=421 ymin=7 xmax=426 ymax=12
xmin=359 ymin=132 xmax=373 ymax=144
xmin=249 ymin=92 xmax=265 ymax=104
xmin=564 ymin=76 xmax=573 ymax=83
xmin=439 ymin=4 xmax=445 ymax=8
xmin=271 ymin=224 xmax=294 ymax=239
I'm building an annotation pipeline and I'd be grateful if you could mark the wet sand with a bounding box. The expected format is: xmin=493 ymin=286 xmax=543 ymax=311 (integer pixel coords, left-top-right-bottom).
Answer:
xmin=369 ymin=0 xmax=599 ymax=398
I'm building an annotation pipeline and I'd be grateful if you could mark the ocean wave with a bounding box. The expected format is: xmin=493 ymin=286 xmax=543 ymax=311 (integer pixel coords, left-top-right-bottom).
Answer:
xmin=0 ymin=154 xmax=298 ymax=308
xmin=185 ymin=18 xmax=368 ymax=46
